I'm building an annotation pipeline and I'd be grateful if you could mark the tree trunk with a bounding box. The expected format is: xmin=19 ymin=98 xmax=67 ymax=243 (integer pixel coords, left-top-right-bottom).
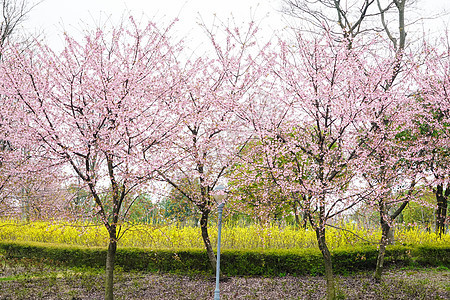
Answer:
xmin=105 ymin=226 xmax=117 ymax=300
xmin=200 ymin=208 xmax=217 ymax=273
xmin=435 ymin=184 xmax=449 ymax=237
xmin=315 ymin=226 xmax=335 ymax=300
xmin=374 ymin=221 xmax=390 ymax=282
xmin=386 ymin=226 xmax=394 ymax=245
xmin=293 ymin=203 xmax=300 ymax=229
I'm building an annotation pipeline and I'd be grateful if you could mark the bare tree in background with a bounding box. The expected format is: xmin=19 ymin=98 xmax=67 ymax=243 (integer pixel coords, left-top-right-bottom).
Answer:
xmin=0 ymin=0 xmax=41 ymax=48
xmin=282 ymin=0 xmax=413 ymax=50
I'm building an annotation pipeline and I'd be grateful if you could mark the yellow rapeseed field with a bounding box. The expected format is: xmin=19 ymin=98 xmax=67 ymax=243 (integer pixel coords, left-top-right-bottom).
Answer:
xmin=0 ymin=220 xmax=448 ymax=249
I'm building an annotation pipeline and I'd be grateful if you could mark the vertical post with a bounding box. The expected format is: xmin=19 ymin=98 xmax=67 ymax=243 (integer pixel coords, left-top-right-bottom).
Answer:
xmin=214 ymin=202 xmax=225 ymax=300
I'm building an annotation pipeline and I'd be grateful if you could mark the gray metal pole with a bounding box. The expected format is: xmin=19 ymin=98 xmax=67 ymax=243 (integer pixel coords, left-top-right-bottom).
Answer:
xmin=214 ymin=202 xmax=225 ymax=300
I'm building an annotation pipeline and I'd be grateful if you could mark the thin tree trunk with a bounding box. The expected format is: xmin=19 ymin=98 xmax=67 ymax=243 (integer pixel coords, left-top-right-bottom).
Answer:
xmin=315 ymin=226 xmax=335 ymax=300
xmin=435 ymin=184 xmax=449 ymax=237
xmin=105 ymin=226 xmax=117 ymax=300
xmin=200 ymin=208 xmax=217 ymax=273
xmin=302 ymin=212 xmax=308 ymax=229
xmin=441 ymin=199 xmax=448 ymax=235
xmin=375 ymin=194 xmax=412 ymax=282
xmin=293 ymin=203 xmax=300 ymax=229
xmin=374 ymin=221 xmax=390 ymax=282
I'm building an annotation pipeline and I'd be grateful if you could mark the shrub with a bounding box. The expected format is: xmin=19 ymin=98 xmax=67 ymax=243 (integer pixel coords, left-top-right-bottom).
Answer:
xmin=412 ymin=244 xmax=450 ymax=266
xmin=1 ymin=241 xmax=448 ymax=276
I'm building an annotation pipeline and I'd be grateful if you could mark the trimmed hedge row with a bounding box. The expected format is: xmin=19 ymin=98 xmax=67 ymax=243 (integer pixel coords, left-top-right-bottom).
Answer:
xmin=0 ymin=241 xmax=448 ymax=276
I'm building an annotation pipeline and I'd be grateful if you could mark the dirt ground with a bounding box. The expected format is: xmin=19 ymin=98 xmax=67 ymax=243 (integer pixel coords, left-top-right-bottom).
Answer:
xmin=0 ymin=266 xmax=449 ymax=299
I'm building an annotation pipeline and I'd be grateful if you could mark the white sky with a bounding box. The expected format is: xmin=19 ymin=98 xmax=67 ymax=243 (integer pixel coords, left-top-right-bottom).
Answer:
xmin=23 ymin=0 xmax=450 ymax=51
xmin=24 ymin=0 xmax=282 ymax=50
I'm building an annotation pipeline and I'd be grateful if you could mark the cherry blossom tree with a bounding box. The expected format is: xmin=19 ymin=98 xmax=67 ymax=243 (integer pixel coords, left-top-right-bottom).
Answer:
xmin=0 ymin=0 xmax=44 ymax=219
xmin=233 ymin=32 xmax=403 ymax=299
xmin=357 ymin=89 xmax=422 ymax=281
xmin=151 ymin=20 xmax=272 ymax=274
xmin=284 ymin=0 xmax=431 ymax=285
xmin=0 ymin=144 xmax=23 ymax=217
xmin=0 ymin=17 xmax=181 ymax=300
xmin=344 ymin=26 xmax=430 ymax=280
xmin=0 ymin=86 xmax=41 ymax=218
xmin=414 ymin=37 xmax=450 ymax=237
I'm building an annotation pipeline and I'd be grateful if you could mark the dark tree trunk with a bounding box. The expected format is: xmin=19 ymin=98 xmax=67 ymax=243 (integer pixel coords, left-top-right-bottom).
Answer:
xmin=294 ymin=212 xmax=300 ymax=228
xmin=315 ymin=226 xmax=335 ymax=300
xmin=200 ymin=208 xmax=217 ymax=273
xmin=302 ymin=212 xmax=308 ymax=229
xmin=293 ymin=203 xmax=300 ymax=229
xmin=374 ymin=221 xmax=390 ymax=282
xmin=292 ymin=198 xmax=307 ymax=229
xmin=435 ymin=184 xmax=449 ymax=237
xmin=105 ymin=225 xmax=117 ymax=300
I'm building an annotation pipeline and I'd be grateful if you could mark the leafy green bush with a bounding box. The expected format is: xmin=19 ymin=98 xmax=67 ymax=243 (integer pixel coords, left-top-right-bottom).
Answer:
xmin=0 ymin=242 xmax=105 ymax=268
xmin=0 ymin=241 xmax=448 ymax=276
xmin=331 ymin=246 xmax=379 ymax=274
xmin=221 ymin=249 xmax=324 ymax=276
xmin=412 ymin=244 xmax=450 ymax=266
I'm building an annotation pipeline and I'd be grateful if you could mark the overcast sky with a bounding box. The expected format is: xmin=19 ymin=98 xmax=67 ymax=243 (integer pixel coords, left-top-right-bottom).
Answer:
xmin=23 ymin=0 xmax=450 ymax=50
xmin=24 ymin=0 xmax=280 ymax=50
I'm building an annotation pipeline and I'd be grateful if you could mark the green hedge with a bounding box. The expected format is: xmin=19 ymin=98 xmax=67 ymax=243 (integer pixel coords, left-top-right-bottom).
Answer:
xmin=413 ymin=244 xmax=450 ymax=266
xmin=0 ymin=241 xmax=448 ymax=276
